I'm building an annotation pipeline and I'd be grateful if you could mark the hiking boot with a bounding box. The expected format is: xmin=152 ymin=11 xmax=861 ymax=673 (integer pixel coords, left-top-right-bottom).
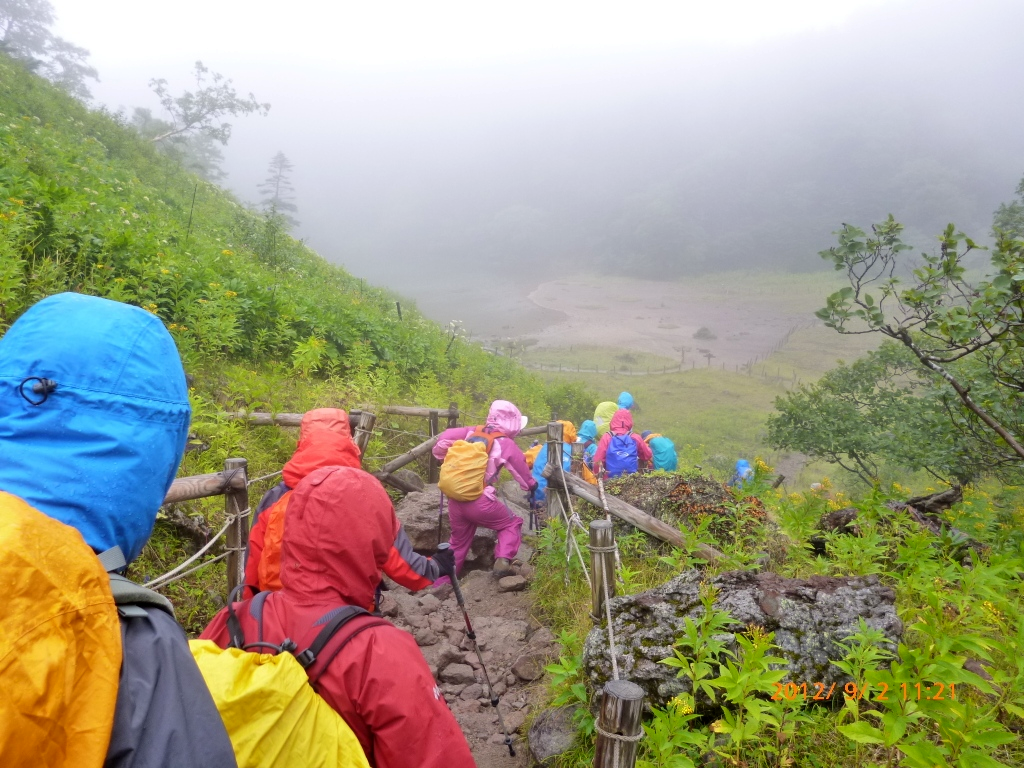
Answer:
xmin=493 ymin=557 xmax=513 ymax=577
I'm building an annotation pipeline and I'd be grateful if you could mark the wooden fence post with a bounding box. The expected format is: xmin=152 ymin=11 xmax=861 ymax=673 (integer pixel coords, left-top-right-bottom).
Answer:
xmin=224 ymin=457 xmax=249 ymax=596
xmin=545 ymin=421 xmax=567 ymax=530
xmin=447 ymin=402 xmax=459 ymax=430
xmin=589 ymin=519 xmax=615 ymax=624
xmin=593 ymin=679 xmax=645 ymax=768
xmin=354 ymin=411 xmax=376 ymax=457
xmin=427 ymin=409 xmax=441 ymax=483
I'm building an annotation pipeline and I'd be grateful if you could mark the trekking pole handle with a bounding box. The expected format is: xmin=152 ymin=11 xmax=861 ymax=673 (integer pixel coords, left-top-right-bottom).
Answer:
xmin=436 ymin=543 xmax=468 ymax=609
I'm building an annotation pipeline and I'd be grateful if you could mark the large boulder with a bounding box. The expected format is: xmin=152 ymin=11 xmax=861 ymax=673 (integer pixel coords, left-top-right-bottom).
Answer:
xmin=395 ymin=483 xmax=535 ymax=573
xmin=583 ymin=569 xmax=901 ymax=709
xmin=394 ymin=484 xmax=496 ymax=571
xmin=528 ymin=706 xmax=579 ymax=766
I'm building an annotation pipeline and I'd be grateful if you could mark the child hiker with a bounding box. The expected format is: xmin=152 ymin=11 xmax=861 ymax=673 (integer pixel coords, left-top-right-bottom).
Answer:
xmin=433 ymin=399 xmax=538 ymax=578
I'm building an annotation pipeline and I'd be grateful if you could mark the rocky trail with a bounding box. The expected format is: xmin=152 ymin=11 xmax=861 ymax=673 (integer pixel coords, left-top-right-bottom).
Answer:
xmin=388 ymin=483 xmax=560 ymax=767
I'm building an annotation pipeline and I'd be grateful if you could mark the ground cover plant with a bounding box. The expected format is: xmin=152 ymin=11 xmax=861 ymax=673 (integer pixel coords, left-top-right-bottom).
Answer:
xmin=530 ymin=460 xmax=1024 ymax=768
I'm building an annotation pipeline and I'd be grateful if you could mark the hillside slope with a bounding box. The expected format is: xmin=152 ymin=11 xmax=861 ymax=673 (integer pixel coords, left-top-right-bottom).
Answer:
xmin=0 ymin=52 xmax=553 ymax=623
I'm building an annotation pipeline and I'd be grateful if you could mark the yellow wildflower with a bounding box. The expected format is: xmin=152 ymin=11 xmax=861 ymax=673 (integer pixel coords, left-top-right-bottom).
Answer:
xmin=224 ymin=290 xmax=237 ymax=298
xmin=668 ymin=695 xmax=693 ymax=715
xmin=8 ymin=197 xmax=23 ymax=205
xmin=161 ymin=269 xmax=170 ymax=275
xmin=208 ymin=282 xmax=221 ymax=289
xmin=114 ymin=277 xmax=125 ymax=283
xmin=221 ymin=249 xmax=234 ymax=256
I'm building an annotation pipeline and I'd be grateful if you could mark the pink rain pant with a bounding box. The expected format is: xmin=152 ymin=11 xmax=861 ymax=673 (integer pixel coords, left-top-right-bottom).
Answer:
xmin=436 ymin=495 xmax=523 ymax=583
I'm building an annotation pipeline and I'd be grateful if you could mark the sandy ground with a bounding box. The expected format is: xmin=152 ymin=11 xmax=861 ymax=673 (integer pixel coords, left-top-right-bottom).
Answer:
xmin=523 ymin=276 xmax=815 ymax=368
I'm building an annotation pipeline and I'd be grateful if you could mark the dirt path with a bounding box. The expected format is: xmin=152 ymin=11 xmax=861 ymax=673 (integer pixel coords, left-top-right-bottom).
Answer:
xmin=388 ymin=487 xmax=552 ymax=767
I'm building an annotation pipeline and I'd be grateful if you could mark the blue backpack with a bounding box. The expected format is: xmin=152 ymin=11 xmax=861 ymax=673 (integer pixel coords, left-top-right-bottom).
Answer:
xmin=605 ymin=433 xmax=639 ymax=477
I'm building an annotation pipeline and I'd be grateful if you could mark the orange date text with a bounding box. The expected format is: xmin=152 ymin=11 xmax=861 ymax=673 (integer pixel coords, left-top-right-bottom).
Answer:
xmin=770 ymin=681 xmax=956 ymax=702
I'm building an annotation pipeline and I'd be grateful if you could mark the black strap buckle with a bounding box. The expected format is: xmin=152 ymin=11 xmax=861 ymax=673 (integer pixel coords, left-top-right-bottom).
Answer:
xmin=295 ymin=648 xmax=316 ymax=668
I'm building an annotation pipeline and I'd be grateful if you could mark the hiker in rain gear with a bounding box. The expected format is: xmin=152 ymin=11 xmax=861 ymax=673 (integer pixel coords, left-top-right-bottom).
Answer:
xmin=730 ymin=459 xmax=754 ymax=488
xmin=530 ymin=420 xmax=577 ymax=504
xmin=594 ymin=392 xmax=634 ymax=437
xmin=244 ymin=408 xmax=451 ymax=594
xmin=577 ymin=420 xmax=599 ymax=468
xmin=524 ymin=440 xmax=543 ymax=469
xmin=201 ymin=466 xmax=475 ymax=768
xmin=0 ymin=293 xmax=235 ymax=768
xmin=575 ymin=419 xmax=600 ymax=483
xmin=433 ymin=399 xmax=537 ymax=578
xmin=592 ymin=409 xmax=653 ymax=478
xmin=593 ymin=400 xmax=617 ymax=438
xmin=641 ymin=430 xmax=678 ymax=472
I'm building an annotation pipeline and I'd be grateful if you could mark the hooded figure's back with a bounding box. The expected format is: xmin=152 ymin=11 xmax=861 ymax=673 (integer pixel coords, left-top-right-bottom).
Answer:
xmin=201 ymin=466 xmax=476 ymax=768
xmin=0 ymin=293 xmax=236 ymax=768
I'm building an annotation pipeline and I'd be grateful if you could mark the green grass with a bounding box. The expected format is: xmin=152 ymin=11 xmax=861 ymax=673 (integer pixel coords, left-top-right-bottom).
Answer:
xmin=520 ymin=344 xmax=679 ymax=373
xmin=533 ymin=324 xmax=878 ymax=488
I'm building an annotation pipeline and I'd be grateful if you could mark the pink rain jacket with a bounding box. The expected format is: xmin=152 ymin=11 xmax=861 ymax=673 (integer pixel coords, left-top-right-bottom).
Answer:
xmin=432 ymin=400 xmax=536 ymax=498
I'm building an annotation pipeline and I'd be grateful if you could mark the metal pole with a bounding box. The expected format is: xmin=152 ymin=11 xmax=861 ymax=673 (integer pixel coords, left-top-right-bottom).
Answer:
xmin=439 ymin=543 xmax=516 ymax=757
xmin=224 ymin=457 xmax=249 ymax=595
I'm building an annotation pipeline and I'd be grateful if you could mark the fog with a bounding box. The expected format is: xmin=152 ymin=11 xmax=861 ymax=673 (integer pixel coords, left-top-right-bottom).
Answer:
xmin=54 ymin=0 xmax=1024 ymax=300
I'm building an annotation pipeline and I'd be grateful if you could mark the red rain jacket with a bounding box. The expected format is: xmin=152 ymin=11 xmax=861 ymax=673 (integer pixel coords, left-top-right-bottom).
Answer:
xmin=245 ymin=408 xmax=437 ymax=592
xmin=202 ymin=466 xmax=475 ymax=768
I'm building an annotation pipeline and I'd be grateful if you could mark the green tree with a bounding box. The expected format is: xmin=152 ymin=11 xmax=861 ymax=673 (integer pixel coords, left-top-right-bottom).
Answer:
xmin=993 ymin=174 xmax=1024 ymax=239
xmin=817 ymin=215 xmax=1024 ymax=464
xmin=148 ymin=61 xmax=269 ymax=146
xmin=0 ymin=0 xmax=97 ymax=100
xmin=766 ymin=342 xmax=1016 ymax=485
xmin=130 ymin=107 xmax=226 ymax=182
xmin=257 ymin=151 xmax=299 ymax=229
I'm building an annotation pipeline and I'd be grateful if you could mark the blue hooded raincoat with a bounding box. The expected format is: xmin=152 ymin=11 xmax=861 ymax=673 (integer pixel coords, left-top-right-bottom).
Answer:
xmin=0 ymin=292 xmax=236 ymax=768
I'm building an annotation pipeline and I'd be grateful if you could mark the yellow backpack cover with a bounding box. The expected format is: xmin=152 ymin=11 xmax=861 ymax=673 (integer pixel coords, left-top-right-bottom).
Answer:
xmin=0 ymin=491 xmax=122 ymax=768
xmin=438 ymin=428 xmax=499 ymax=501
xmin=190 ymin=639 xmax=370 ymax=768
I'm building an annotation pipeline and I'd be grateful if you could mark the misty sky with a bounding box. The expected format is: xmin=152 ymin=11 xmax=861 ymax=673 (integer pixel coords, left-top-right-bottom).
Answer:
xmin=51 ymin=0 xmax=1024 ymax=294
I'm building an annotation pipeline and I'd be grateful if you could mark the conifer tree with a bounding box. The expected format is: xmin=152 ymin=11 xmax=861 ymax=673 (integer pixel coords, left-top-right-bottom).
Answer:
xmin=257 ymin=151 xmax=299 ymax=229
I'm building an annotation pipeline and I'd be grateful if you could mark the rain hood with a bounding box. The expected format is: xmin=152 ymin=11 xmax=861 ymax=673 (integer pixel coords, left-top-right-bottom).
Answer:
xmin=0 ymin=293 xmax=190 ymax=563
xmin=617 ymin=392 xmax=634 ymax=409
xmin=609 ymin=409 xmax=634 ymax=435
xmin=282 ymin=408 xmax=361 ymax=487
xmin=279 ymin=466 xmax=397 ymax=609
xmin=577 ymin=420 xmax=598 ymax=442
xmin=485 ymin=399 xmax=527 ymax=438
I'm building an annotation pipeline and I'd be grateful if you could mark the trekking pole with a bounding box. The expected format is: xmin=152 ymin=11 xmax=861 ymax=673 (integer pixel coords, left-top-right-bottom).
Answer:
xmin=437 ymin=543 xmax=516 ymax=757
xmin=436 ymin=491 xmax=446 ymax=548
xmin=596 ymin=475 xmax=624 ymax=581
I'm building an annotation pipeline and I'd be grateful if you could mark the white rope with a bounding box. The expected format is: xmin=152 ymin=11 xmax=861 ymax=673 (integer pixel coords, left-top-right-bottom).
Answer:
xmin=603 ymin=563 xmax=620 ymax=681
xmin=247 ymin=470 xmax=282 ymax=486
xmin=594 ymin=723 xmax=643 ymax=742
xmin=556 ymin=461 xmax=592 ymax=591
xmin=149 ymin=552 xmax=229 ymax=590
xmin=145 ymin=506 xmax=250 ymax=589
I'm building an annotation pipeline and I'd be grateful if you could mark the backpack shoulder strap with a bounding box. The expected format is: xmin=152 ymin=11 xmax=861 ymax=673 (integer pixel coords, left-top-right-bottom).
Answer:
xmin=108 ymin=573 xmax=176 ymax=619
xmin=467 ymin=426 xmax=503 ymax=451
xmin=306 ymin=612 xmax=392 ymax=686
xmin=97 ymin=546 xmax=176 ymax=619
xmin=294 ymin=606 xmax=370 ymax=669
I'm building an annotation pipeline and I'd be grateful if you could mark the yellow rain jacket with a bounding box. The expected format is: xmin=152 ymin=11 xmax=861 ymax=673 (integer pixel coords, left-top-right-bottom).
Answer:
xmin=0 ymin=491 xmax=122 ymax=768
